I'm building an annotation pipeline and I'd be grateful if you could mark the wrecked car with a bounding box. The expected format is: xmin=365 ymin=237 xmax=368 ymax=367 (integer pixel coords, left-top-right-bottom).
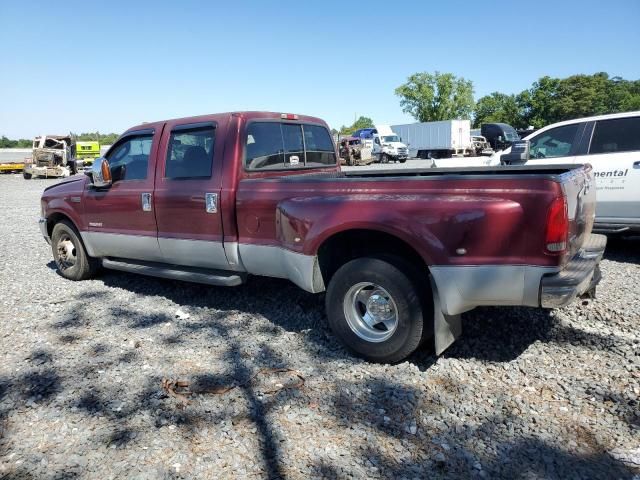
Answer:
xmin=23 ymin=135 xmax=78 ymax=179
xmin=338 ymin=136 xmax=374 ymax=166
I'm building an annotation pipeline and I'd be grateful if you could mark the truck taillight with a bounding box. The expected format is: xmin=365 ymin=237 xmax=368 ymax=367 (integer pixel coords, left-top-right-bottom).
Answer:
xmin=545 ymin=196 xmax=568 ymax=254
xmin=281 ymin=113 xmax=298 ymax=120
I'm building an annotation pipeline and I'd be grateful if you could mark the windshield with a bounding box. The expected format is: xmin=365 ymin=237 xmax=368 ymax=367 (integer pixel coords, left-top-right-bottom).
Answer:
xmin=504 ymin=128 xmax=519 ymax=142
xmin=382 ymin=135 xmax=400 ymax=143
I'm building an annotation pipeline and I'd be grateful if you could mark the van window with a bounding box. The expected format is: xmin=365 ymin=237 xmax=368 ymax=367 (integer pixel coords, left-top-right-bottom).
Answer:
xmin=529 ymin=124 xmax=579 ymax=159
xmin=245 ymin=122 xmax=336 ymax=170
xmin=166 ymin=126 xmax=215 ymax=179
xmin=107 ymin=135 xmax=153 ymax=181
xmin=589 ymin=117 xmax=640 ymax=154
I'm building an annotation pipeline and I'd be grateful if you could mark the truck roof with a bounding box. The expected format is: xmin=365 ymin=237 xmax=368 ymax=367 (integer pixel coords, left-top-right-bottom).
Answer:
xmin=123 ymin=111 xmax=329 ymax=135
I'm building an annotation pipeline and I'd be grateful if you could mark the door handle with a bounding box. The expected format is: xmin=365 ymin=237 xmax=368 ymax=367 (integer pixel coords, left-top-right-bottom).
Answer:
xmin=205 ymin=192 xmax=218 ymax=213
xmin=141 ymin=193 xmax=152 ymax=212
xmin=633 ymin=161 xmax=640 ymax=169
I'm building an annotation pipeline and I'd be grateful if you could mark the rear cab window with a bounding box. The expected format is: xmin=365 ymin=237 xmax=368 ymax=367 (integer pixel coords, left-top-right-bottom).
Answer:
xmin=245 ymin=121 xmax=336 ymax=171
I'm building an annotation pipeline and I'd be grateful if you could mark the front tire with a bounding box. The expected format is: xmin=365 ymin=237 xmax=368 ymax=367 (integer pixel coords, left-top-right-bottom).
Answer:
xmin=51 ymin=220 xmax=100 ymax=281
xmin=326 ymin=257 xmax=428 ymax=363
xmin=23 ymin=172 xmax=32 ymax=179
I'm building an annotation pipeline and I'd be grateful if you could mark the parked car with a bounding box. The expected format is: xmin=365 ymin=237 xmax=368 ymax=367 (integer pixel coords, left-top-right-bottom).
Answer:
xmin=39 ymin=111 xmax=606 ymax=363
xmin=500 ymin=111 xmax=640 ymax=234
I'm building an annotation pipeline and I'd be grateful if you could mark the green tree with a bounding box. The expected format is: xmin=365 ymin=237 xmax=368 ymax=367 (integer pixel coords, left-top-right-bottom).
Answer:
xmin=518 ymin=72 xmax=640 ymax=128
xmin=339 ymin=116 xmax=374 ymax=135
xmin=395 ymin=71 xmax=475 ymax=122
xmin=0 ymin=136 xmax=31 ymax=148
xmin=473 ymin=92 xmax=525 ymax=128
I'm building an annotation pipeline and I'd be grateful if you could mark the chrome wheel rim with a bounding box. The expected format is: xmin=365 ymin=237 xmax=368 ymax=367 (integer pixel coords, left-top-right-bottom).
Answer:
xmin=56 ymin=235 xmax=77 ymax=270
xmin=343 ymin=282 xmax=398 ymax=343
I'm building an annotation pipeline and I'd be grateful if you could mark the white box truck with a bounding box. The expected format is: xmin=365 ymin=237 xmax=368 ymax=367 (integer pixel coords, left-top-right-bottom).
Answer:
xmin=391 ymin=120 xmax=472 ymax=159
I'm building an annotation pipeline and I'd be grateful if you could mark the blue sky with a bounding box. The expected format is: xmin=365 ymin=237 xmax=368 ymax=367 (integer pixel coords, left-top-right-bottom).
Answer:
xmin=1 ymin=0 xmax=639 ymax=138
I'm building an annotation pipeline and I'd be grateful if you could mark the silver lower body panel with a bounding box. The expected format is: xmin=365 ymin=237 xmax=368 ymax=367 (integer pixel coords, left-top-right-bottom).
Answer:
xmin=238 ymin=244 xmax=325 ymax=293
xmin=430 ymin=264 xmax=558 ymax=316
xmin=39 ymin=217 xmax=51 ymax=245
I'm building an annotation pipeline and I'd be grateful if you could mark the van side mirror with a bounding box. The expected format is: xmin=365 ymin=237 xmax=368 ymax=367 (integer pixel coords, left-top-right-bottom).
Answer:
xmin=90 ymin=157 xmax=113 ymax=188
xmin=500 ymin=140 xmax=530 ymax=165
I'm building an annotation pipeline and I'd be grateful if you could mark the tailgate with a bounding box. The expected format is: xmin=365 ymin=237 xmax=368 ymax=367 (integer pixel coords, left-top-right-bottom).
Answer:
xmin=562 ymin=164 xmax=597 ymax=258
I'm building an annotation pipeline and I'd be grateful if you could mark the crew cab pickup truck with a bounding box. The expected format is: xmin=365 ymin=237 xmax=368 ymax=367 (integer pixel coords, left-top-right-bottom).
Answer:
xmin=39 ymin=111 xmax=606 ymax=363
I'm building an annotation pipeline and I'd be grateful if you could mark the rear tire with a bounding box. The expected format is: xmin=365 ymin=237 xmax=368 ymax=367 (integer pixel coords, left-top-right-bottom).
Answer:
xmin=23 ymin=172 xmax=32 ymax=179
xmin=399 ymin=158 xmax=407 ymax=163
xmin=51 ymin=220 xmax=100 ymax=281
xmin=326 ymin=257 xmax=429 ymax=363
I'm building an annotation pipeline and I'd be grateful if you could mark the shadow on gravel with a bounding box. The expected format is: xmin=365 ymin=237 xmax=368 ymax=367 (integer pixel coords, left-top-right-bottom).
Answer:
xmin=1 ymin=293 xmax=309 ymax=478
xmin=414 ymin=305 xmax=631 ymax=366
xmin=6 ymin=265 xmax=631 ymax=478
xmin=603 ymin=235 xmax=640 ymax=264
xmin=315 ymin=374 xmax=637 ymax=479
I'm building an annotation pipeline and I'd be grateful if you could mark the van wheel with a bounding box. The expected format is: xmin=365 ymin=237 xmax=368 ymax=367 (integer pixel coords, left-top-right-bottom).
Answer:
xmin=51 ymin=220 xmax=100 ymax=281
xmin=326 ymin=257 xmax=429 ymax=363
xmin=23 ymin=172 xmax=32 ymax=179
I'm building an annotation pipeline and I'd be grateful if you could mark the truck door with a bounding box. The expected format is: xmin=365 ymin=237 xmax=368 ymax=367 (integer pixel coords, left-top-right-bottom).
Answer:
xmin=83 ymin=129 xmax=163 ymax=262
xmin=153 ymin=121 xmax=228 ymax=269
xmin=585 ymin=116 xmax=640 ymax=222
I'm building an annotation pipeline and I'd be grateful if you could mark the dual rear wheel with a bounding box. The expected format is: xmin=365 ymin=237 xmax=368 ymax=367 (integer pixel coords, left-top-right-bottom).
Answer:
xmin=326 ymin=257 xmax=432 ymax=363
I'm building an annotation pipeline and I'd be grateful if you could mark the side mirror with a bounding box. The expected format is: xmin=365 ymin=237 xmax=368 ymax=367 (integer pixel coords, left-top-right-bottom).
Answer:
xmin=500 ymin=140 xmax=530 ymax=165
xmin=90 ymin=157 xmax=112 ymax=188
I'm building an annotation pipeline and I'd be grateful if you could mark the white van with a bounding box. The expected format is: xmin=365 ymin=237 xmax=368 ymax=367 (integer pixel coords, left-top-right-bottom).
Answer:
xmin=501 ymin=111 xmax=640 ymax=233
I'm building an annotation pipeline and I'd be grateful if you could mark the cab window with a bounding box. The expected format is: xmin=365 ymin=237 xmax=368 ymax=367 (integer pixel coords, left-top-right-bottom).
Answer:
xmin=106 ymin=135 xmax=153 ymax=181
xmin=245 ymin=122 xmax=285 ymax=170
xmin=245 ymin=122 xmax=336 ymax=170
xmin=166 ymin=126 xmax=215 ymax=179
xmin=529 ymin=124 xmax=579 ymax=159
xmin=303 ymin=124 xmax=336 ymax=166
xmin=589 ymin=117 xmax=640 ymax=154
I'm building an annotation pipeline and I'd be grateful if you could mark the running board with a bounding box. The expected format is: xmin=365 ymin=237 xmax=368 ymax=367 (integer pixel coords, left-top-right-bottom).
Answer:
xmin=102 ymin=258 xmax=245 ymax=287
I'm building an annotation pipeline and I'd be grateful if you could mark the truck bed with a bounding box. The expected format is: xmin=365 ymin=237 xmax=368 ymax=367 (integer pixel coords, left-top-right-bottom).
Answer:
xmin=341 ymin=163 xmax=579 ymax=179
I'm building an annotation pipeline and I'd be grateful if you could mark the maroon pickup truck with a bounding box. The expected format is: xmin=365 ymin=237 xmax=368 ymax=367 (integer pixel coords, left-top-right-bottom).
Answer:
xmin=39 ymin=111 xmax=606 ymax=362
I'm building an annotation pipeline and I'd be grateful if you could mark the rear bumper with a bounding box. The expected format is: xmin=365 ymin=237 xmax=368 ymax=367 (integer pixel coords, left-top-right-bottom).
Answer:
xmin=540 ymin=234 xmax=607 ymax=308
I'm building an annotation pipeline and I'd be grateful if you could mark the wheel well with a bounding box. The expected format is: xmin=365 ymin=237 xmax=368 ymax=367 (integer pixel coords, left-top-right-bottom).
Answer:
xmin=317 ymin=229 xmax=429 ymax=284
xmin=47 ymin=212 xmax=76 ymax=237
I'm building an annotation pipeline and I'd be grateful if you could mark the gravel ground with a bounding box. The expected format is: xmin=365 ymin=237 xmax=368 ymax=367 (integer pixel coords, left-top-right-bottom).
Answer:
xmin=0 ymin=173 xmax=638 ymax=479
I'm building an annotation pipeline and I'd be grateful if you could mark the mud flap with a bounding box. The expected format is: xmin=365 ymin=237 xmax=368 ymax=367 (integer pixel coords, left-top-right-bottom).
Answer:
xmin=430 ymin=276 xmax=462 ymax=355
